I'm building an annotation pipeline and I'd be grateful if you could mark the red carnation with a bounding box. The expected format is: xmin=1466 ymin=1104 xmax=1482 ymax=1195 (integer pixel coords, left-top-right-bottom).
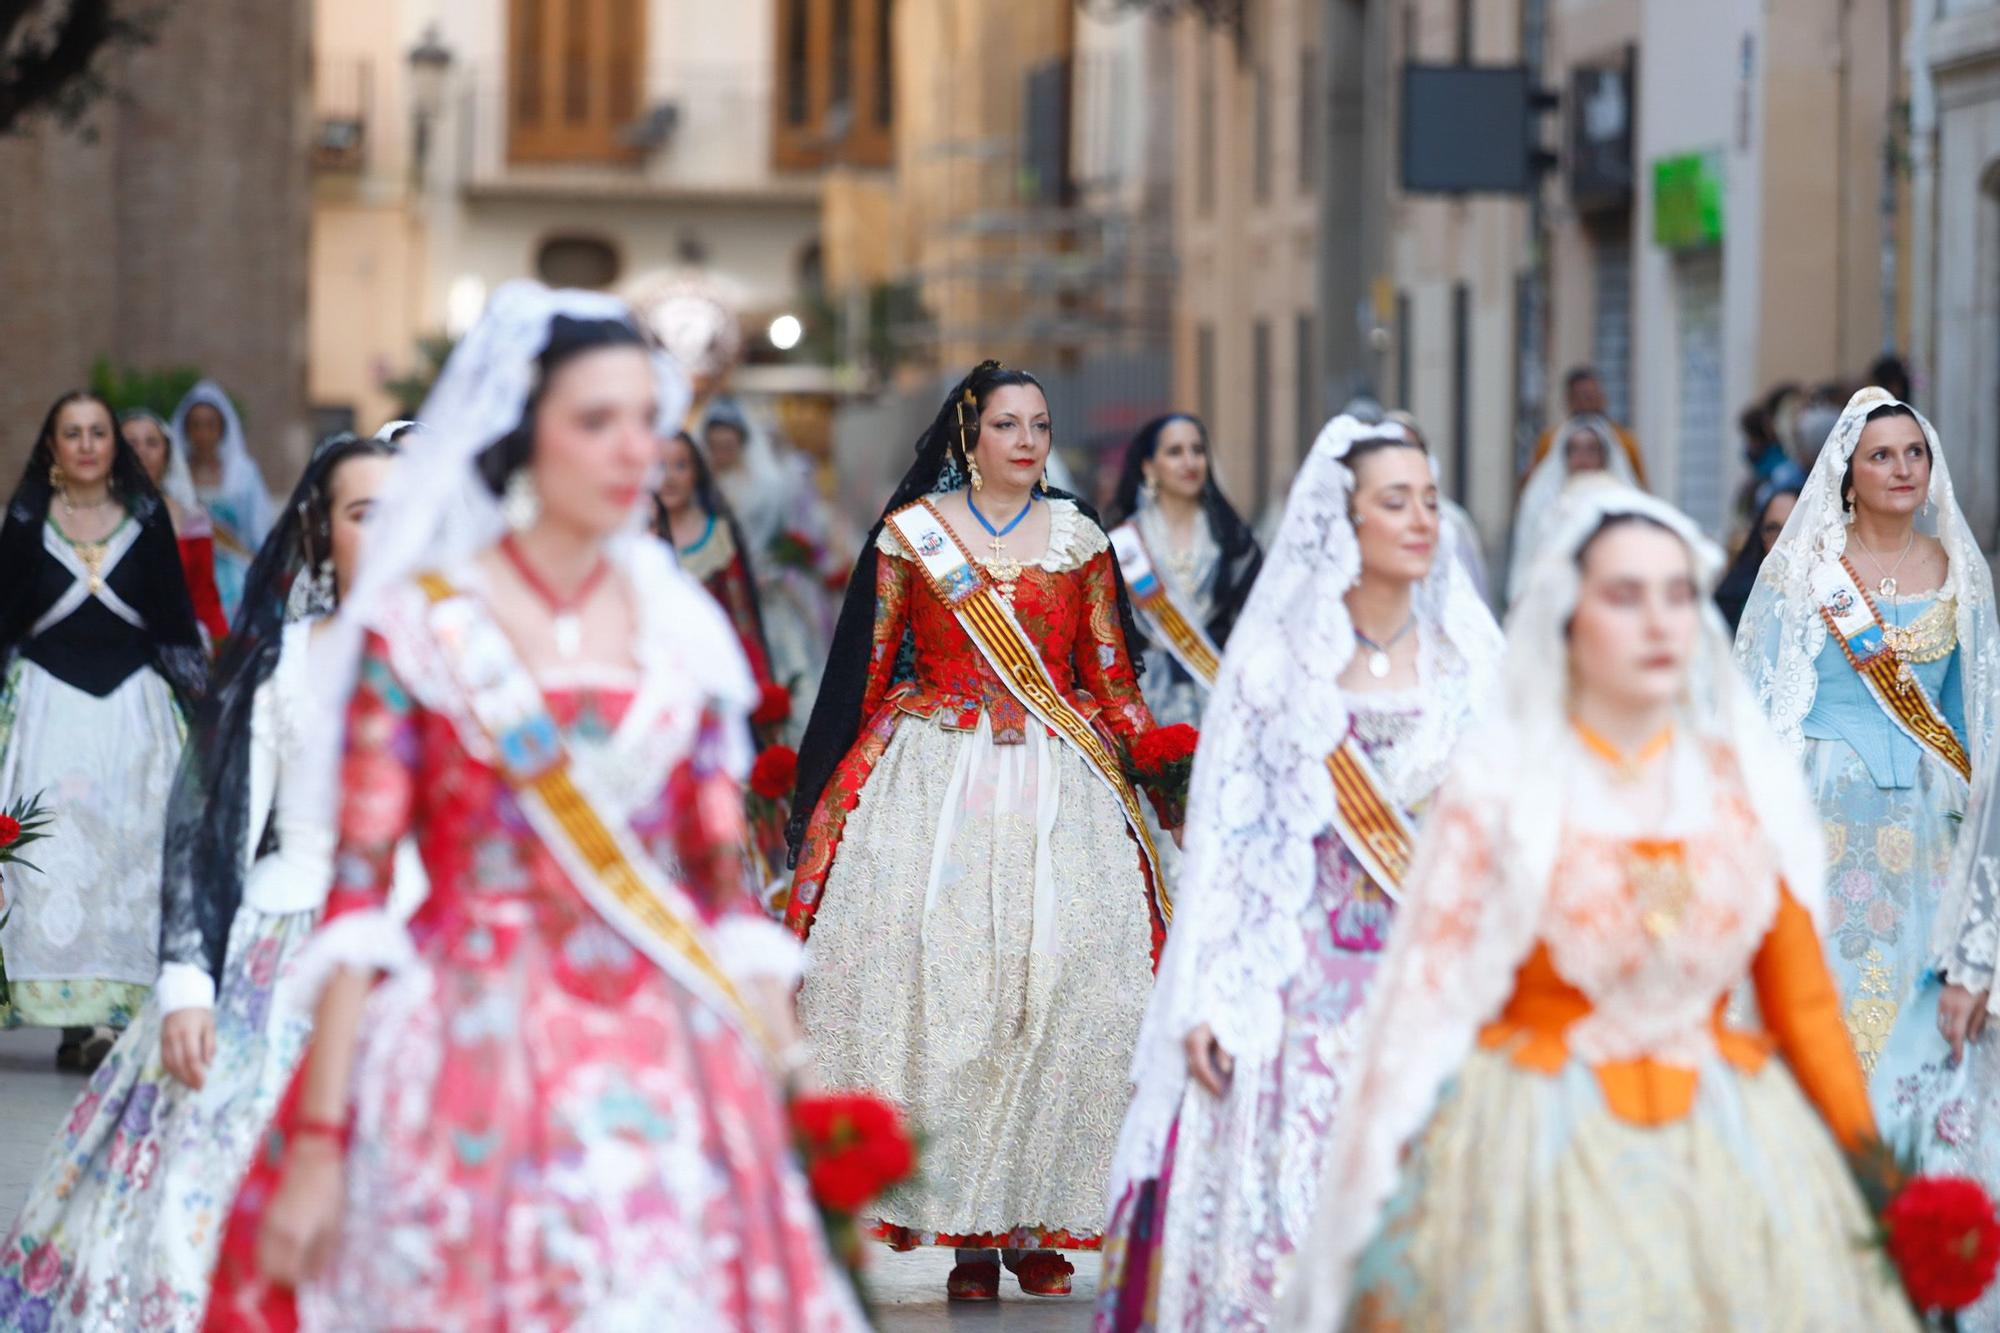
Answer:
xmin=1885 ymin=1175 xmax=2000 ymax=1312
xmin=791 ymin=1091 xmax=918 ymax=1214
xmin=0 ymin=815 xmax=18 ymax=848
xmin=1131 ymin=723 xmax=1199 ymax=773
xmin=749 ymin=746 xmax=799 ymax=802
xmin=751 ymin=683 xmax=792 ymax=728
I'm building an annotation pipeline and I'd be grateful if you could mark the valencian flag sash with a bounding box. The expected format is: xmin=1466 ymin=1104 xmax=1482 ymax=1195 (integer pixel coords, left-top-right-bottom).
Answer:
xmin=1813 ymin=555 xmax=1971 ymax=787
xmin=1109 ymin=521 xmax=1223 ymax=687
xmin=884 ymin=500 xmax=1169 ymax=924
xmin=1326 ymin=738 xmax=1420 ymax=901
xmin=414 ymin=572 xmax=763 ymax=1044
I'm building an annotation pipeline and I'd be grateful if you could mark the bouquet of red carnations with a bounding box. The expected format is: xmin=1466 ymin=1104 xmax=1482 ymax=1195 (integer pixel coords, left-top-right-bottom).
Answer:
xmin=1852 ymin=1139 xmax=2000 ymax=1328
xmin=1125 ymin=723 xmax=1199 ymax=829
xmin=751 ymin=682 xmax=793 ymax=731
xmin=747 ymin=744 xmax=798 ymax=822
xmin=0 ymin=792 xmax=55 ymax=1008
xmin=791 ymin=1090 xmax=919 ymax=1304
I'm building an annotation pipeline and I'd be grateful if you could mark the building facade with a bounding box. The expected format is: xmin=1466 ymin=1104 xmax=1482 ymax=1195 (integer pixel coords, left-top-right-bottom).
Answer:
xmin=1909 ymin=0 xmax=2000 ymax=545
xmin=308 ymin=0 xmax=837 ymax=434
xmin=0 ymin=0 xmax=310 ymax=478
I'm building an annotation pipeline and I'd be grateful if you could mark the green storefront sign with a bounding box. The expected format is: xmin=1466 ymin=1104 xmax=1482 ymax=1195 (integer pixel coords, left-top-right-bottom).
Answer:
xmin=1653 ymin=151 xmax=1724 ymax=250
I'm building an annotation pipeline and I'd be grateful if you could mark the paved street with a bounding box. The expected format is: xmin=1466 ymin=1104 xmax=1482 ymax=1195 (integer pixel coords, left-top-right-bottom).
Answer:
xmin=0 ymin=1028 xmax=1095 ymax=1329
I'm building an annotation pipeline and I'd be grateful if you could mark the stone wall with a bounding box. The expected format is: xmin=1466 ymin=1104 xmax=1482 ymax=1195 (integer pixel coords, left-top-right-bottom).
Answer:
xmin=0 ymin=0 xmax=309 ymax=487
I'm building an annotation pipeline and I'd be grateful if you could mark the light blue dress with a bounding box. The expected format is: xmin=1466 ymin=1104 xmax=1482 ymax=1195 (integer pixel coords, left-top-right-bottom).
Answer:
xmin=1800 ymin=588 xmax=1966 ymax=1087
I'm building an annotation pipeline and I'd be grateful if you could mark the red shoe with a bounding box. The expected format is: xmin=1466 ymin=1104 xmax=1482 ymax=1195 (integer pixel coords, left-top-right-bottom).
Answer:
xmin=1010 ymin=1251 xmax=1075 ymax=1297
xmin=947 ymin=1259 xmax=1001 ymax=1302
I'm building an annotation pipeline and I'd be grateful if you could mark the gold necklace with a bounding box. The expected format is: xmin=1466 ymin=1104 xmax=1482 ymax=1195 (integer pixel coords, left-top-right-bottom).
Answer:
xmin=71 ymin=534 xmax=111 ymax=595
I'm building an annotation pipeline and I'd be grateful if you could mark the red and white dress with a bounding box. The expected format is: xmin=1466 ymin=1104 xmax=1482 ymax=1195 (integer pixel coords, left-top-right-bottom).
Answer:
xmin=788 ymin=496 xmax=1166 ymax=1252
xmin=204 ymin=561 xmax=864 ymax=1331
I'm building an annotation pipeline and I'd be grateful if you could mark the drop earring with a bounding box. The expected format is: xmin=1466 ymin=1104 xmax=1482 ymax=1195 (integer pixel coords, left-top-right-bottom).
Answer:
xmin=967 ymin=454 xmax=985 ymax=493
xmin=1143 ymin=474 xmax=1159 ymax=505
xmin=503 ymin=469 xmax=542 ymax=531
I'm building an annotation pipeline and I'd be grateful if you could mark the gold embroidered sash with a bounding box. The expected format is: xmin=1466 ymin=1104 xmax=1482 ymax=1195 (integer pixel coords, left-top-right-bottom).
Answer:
xmin=1326 ymin=738 xmax=1418 ymax=900
xmin=413 ymin=572 xmax=762 ymax=1042
xmin=1109 ymin=521 xmax=1222 ymax=687
xmin=1813 ymin=556 xmax=1971 ymax=786
xmin=884 ymin=501 xmax=1169 ymax=923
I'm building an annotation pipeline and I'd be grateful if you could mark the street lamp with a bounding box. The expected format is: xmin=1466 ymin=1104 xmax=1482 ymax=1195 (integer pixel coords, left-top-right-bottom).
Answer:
xmin=406 ymin=24 xmax=454 ymax=184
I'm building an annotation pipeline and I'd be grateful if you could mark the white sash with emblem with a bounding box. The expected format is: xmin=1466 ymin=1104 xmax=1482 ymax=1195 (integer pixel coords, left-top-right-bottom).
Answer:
xmin=884 ymin=500 xmax=1169 ymax=924
xmin=1812 ymin=555 xmax=1971 ymax=788
xmin=1109 ymin=521 xmax=1223 ymax=688
xmin=413 ymin=572 xmax=763 ymax=1045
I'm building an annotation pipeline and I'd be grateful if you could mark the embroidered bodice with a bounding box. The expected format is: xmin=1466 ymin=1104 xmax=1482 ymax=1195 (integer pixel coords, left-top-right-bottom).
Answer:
xmin=1802 ymin=587 xmax=1965 ymax=788
xmin=1349 ymin=691 xmax=1436 ymax=813
xmin=1132 ymin=504 xmax=1220 ymax=626
xmin=870 ymin=497 xmax=1152 ymax=747
xmin=19 ymin=520 xmax=158 ymax=696
xmin=676 ymin=517 xmax=773 ymax=690
xmin=322 ymin=598 xmax=762 ymax=1006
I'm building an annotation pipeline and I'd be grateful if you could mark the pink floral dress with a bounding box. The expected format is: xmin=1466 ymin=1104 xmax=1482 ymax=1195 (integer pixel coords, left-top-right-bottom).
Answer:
xmin=204 ymin=612 xmax=863 ymax=1331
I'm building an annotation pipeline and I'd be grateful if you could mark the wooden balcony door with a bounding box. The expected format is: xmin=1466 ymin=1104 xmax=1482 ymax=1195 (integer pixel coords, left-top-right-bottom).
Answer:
xmin=509 ymin=0 xmax=645 ymax=164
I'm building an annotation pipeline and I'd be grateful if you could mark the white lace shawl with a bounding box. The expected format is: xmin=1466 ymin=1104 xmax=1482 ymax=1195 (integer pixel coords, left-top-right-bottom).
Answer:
xmin=295 ymin=281 xmax=708 ymax=826
xmin=169 ymin=378 xmax=275 ymax=548
xmin=1505 ymin=414 xmax=1636 ymax=602
xmin=1104 ymin=415 xmax=1504 ymax=1208
xmin=1280 ymin=485 xmax=1827 ymax=1330
xmin=1733 ymin=387 xmax=1997 ymax=777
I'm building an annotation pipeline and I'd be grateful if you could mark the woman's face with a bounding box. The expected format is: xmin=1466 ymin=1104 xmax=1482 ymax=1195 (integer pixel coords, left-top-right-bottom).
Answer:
xmin=51 ymin=399 xmax=117 ymax=490
xmin=1846 ymin=415 xmax=1931 ymax=522
xmin=529 ymin=346 xmax=658 ymax=540
xmin=1143 ymin=418 xmax=1209 ymax=504
xmin=972 ymin=383 xmax=1052 ymax=494
xmin=1568 ymin=522 xmax=1701 ymax=713
xmin=122 ymin=416 xmax=171 ymax=485
xmin=1757 ymin=493 xmax=1797 ymax=553
xmin=325 ymin=453 xmax=392 ymax=601
xmin=705 ymin=422 xmax=746 ymax=474
xmin=1564 ymin=427 xmax=1609 ymax=475
xmin=1350 ymin=446 xmax=1440 ymax=584
xmin=184 ymin=403 xmax=225 ymax=462
xmin=656 ymin=433 xmax=697 ymax=513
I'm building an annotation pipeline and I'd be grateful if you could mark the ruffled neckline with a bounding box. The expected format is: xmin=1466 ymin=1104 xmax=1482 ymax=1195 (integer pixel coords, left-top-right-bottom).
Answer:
xmin=877 ymin=495 xmax=1108 ymax=574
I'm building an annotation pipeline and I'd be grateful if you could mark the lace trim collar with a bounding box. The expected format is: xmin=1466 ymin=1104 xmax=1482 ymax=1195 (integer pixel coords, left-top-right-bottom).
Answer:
xmin=877 ymin=495 xmax=1107 ymax=573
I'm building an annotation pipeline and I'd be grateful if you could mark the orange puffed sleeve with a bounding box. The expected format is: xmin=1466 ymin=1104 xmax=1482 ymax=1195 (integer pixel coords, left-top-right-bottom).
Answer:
xmin=1753 ymin=885 xmax=1876 ymax=1150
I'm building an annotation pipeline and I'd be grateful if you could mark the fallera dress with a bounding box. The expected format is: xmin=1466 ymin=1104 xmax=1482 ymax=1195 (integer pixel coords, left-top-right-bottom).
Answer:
xmin=788 ymin=496 xmax=1167 ymax=1252
xmin=203 ymin=562 xmax=864 ymax=1331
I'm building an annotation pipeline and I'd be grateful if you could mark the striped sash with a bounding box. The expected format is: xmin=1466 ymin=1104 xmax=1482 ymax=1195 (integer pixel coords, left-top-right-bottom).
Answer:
xmin=1813 ymin=556 xmax=1971 ymax=787
xmin=1110 ymin=521 xmax=1222 ymax=687
xmin=1326 ymin=737 xmax=1419 ymax=900
xmin=884 ymin=501 xmax=1169 ymax=924
xmin=413 ymin=572 xmax=761 ymax=1043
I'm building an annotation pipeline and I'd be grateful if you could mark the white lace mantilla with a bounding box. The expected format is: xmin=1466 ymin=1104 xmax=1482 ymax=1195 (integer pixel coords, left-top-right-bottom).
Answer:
xmin=1106 ymin=416 xmax=1504 ymax=1214
xmin=1283 ymin=484 xmax=1830 ymax=1332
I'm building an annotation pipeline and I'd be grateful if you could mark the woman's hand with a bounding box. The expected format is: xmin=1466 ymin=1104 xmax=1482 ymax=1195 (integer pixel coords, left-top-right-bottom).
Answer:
xmin=1939 ymin=983 xmax=1991 ymax=1063
xmin=257 ymin=1138 xmax=345 ymax=1286
xmin=160 ymin=1008 xmax=217 ymax=1090
xmin=1184 ymin=1023 xmax=1234 ymax=1097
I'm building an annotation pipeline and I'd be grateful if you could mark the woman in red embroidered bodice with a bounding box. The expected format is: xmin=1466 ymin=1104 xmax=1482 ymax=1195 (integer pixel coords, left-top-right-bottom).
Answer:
xmin=786 ymin=362 xmax=1169 ymax=1301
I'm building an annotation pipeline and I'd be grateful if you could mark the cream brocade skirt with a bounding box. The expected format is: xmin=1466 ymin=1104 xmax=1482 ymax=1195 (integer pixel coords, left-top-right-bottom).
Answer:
xmin=1346 ymin=1049 xmax=1919 ymax=1332
xmin=798 ymin=713 xmax=1157 ymax=1244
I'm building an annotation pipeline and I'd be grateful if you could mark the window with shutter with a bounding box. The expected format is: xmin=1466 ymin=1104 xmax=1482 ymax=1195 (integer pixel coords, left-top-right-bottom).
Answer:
xmin=772 ymin=0 xmax=894 ymax=170
xmin=509 ymin=0 xmax=645 ymax=164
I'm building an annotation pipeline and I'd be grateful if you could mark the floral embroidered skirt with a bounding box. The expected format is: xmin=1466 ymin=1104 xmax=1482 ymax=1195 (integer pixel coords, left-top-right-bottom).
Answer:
xmin=206 ymin=911 xmax=863 ymax=1332
xmin=1096 ymin=835 xmax=1389 ymax=1332
xmin=1343 ymin=1050 xmax=1919 ymax=1331
xmin=0 ymin=660 xmax=184 ymax=1030
xmin=1805 ymin=736 xmax=1963 ymax=1080
xmin=798 ymin=715 xmax=1158 ymax=1250
xmin=0 ymin=903 xmax=314 ymax=1331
